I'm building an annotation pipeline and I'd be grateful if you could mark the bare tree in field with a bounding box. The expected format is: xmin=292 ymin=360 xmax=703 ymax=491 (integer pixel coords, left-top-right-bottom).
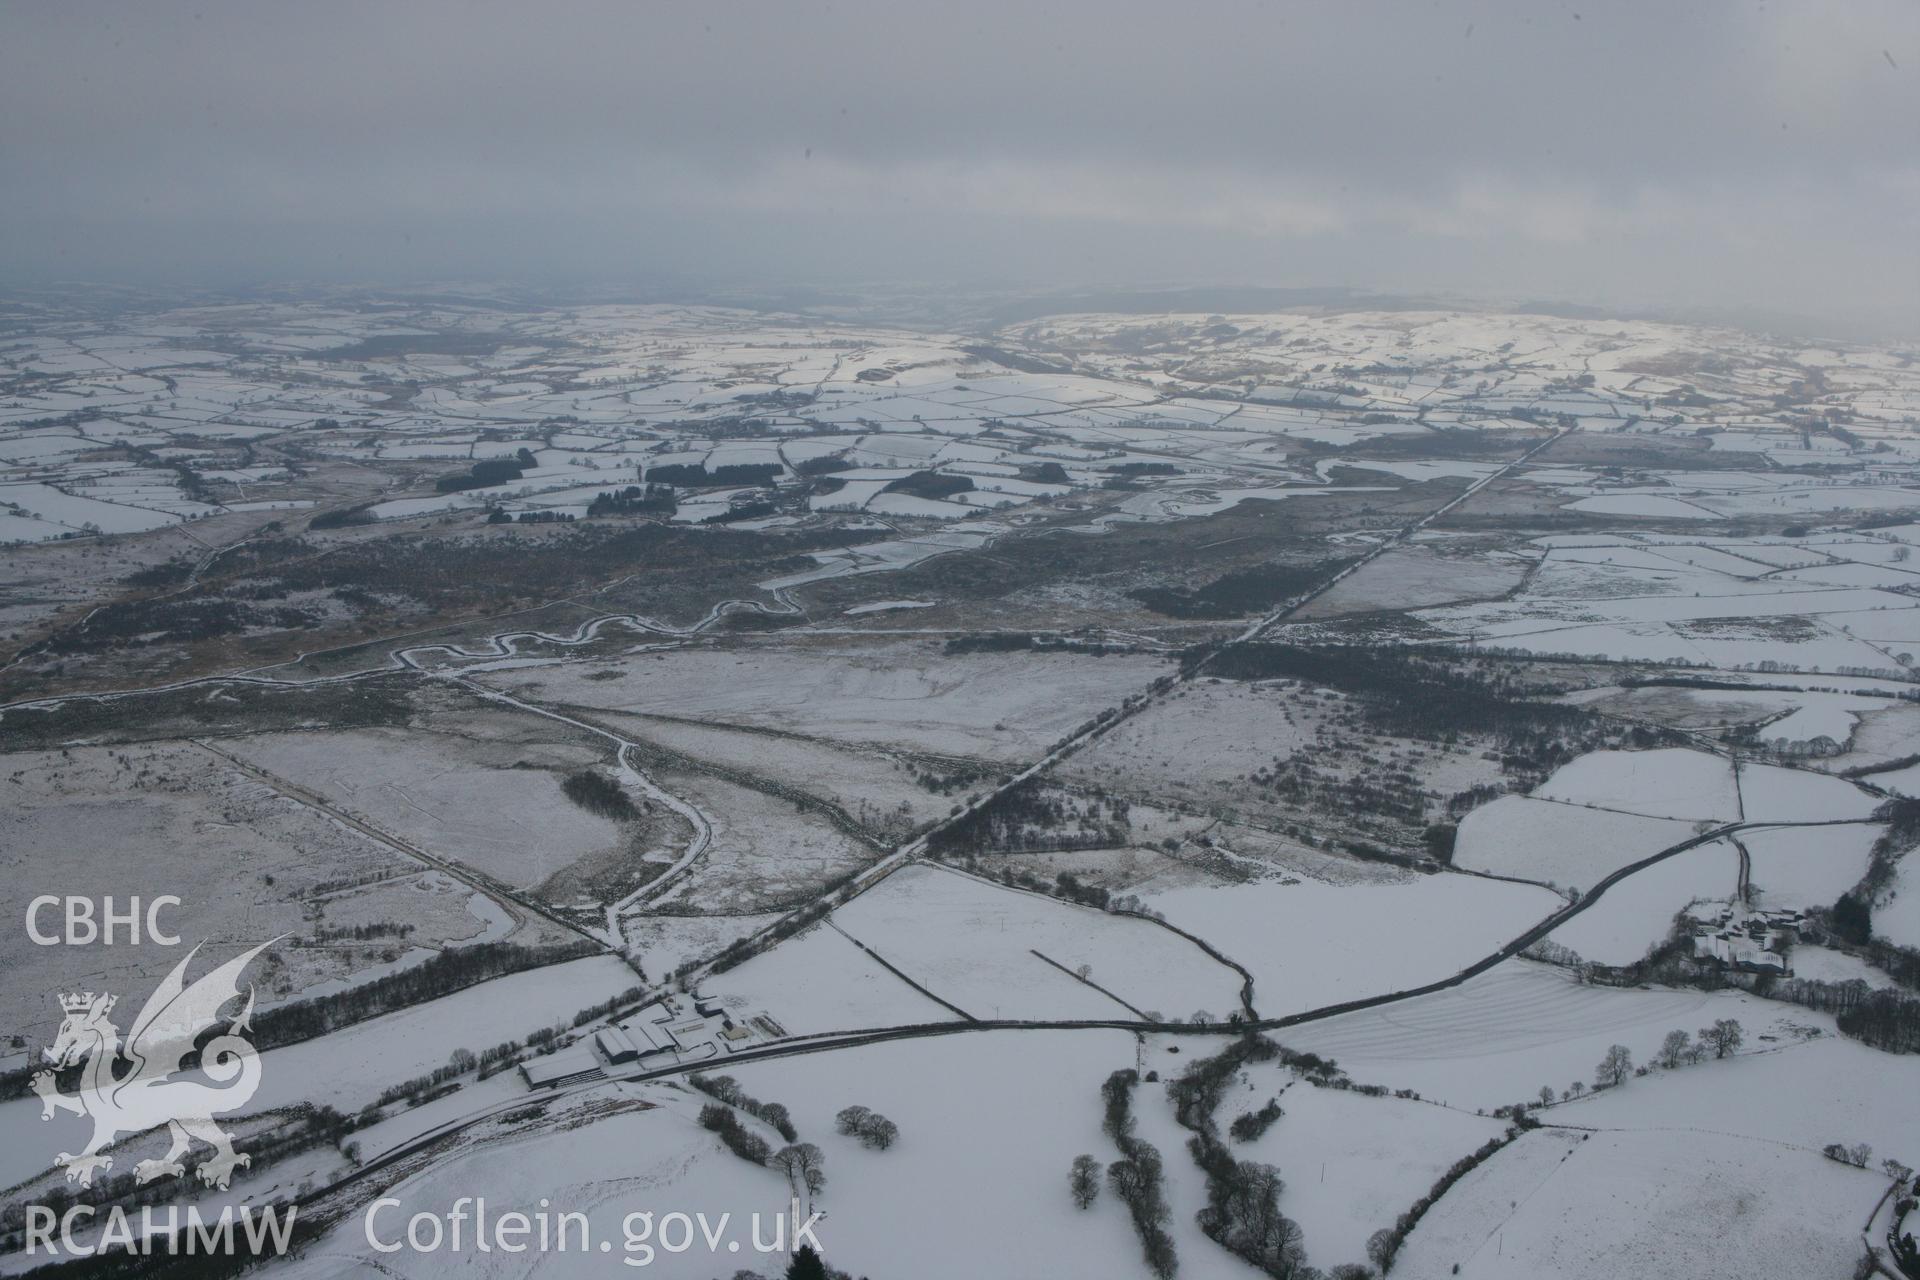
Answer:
xmin=859 ymin=1115 xmax=899 ymax=1150
xmin=1658 ymin=1029 xmax=1692 ymax=1069
xmin=1538 ymin=1085 xmax=1555 ymax=1107
xmin=835 ymin=1105 xmax=898 ymax=1149
xmin=1700 ymin=1018 xmax=1744 ymax=1059
xmin=772 ymin=1143 xmax=827 ymax=1196
xmin=1070 ymin=1154 xmax=1102 ymax=1209
xmin=1594 ymin=1044 xmax=1633 ymax=1089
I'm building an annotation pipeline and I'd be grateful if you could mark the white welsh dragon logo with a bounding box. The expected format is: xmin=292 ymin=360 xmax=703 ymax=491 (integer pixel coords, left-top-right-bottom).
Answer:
xmin=32 ymin=939 xmax=277 ymax=1190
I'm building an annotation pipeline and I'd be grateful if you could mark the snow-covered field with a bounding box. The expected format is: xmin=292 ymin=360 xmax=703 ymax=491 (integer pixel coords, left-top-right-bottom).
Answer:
xmin=220 ymin=728 xmax=630 ymax=890
xmin=1394 ymin=1127 xmax=1876 ymax=1280
xmin=709 ymin=919 xmax=955 ymax=1033
xmin=1738 ymin=761 xmax=1881 ymax=824
xmin=1547 ymin=839 xmax=1737 ymax=964
xmin=1745 ymin=824 xmax=1882 ymax=912
xmin=1404 ymin=531 xmax=1920 ymax=676
xmin=1570 ymin=684 xmax=1888 ymax=754
xmin=1453 ymin=747 xmax=1879 ymax=892
xmin=1534 ymin=748 xmax=1737 ymax=820
xmin=1453 ymin=795 xmax=1695 ymax=888
xmin=1234 ymin=1081 xmax=1507 ymax=1271
xmin=1287 ymin=960 xmax=1825 ymax=1111
xmin=720 ymin=1029 xmax=1146 ymax=1280
xmin=246 ymin=955 xmax=640 ymax=1113
xmin=827 ymin=863 xmax=1246 ymax=1021
xmin=12 ymin=298 xmax=1920 ymax=1280
xmin=1875 ymin=860 xmax=1920 ymax=949
xmin=283 ymin=1087 xmax=801 ymax=1280
xmin=286 ymin=1029 xmax=1151 ymax=1280
xmin=1566 ymin=1031 xmax=1920 ymax=1160
xmin=480 ymin=640 xmax=1170 ymax=763
xmin=1142 ymin=873 xmax=1559 ymax=1019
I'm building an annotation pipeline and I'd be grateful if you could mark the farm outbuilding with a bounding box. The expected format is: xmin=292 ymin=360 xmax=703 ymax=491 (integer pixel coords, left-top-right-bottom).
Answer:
xmin=520 ymin=1045 xmax=605 ymax=1090
xmin=594 ymin=1027 xmax=641 ymax=1065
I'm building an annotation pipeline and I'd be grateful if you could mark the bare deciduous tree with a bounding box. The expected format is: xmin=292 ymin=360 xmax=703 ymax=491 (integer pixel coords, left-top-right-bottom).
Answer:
xmin=772 ymin=1143 xmax=827 ymax=1196
xmin=1070 ymin=1154 xmax=1102 ymax=1209
xmin=1658 ymin=1029 xmax=1692 ymax=1069
xmin=1594 ymin=1044 xmax=1633 ymax=1089
xmin=835 ymin=1105 xmax=898 ymax=1150
xmin=1700 ymin=1018 xmax=1744 ymax=1059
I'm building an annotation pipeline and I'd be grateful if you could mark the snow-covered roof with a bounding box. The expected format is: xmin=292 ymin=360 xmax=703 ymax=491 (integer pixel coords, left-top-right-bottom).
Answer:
xmin=520 ymin=1045 xmax=604 ymax=1087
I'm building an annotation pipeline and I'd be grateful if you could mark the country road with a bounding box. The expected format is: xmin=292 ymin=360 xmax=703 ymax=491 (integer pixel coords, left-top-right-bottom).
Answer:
xmin=290 ymin=810 xmax=1880 ymax=1226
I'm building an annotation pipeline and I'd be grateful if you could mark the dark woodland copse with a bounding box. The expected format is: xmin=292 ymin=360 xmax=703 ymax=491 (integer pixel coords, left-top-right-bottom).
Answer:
xmin=436 ymin=456 xmax=529 ymax=492
xmin=1169 ymin=1036 xmax=1319 ymax=1278
xmin=560 ymin=769 xmax=641 ymax=821
xmin=586 ymin=484 xmax=677 ymax=517
xmin=644 ymin=462 xmax=782 ymax=487
xmin=924 ymin=779 xmax=1129 ymax=855
xmin=884 ymin=470 xmax=975 ymax=499
xmin=1199 ymin=642 xmax=1677 ymax=781
xmin=1228 ymin=1098 xmax=1284 ymax=1143
xmin=1132 ymin=559 xmax=1352 ymax=620
xmin=26 ymin=522 xmax=887 ymax=660
xmin=942 ymin=631 xmax=1131 ymax=656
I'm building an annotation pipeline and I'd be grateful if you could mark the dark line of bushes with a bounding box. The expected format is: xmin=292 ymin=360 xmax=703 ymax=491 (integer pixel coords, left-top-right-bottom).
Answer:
xmin=690 ymin=1074 xmax=797 ymax=1142
xmin=1099 ymin=1069 xmax=1179 ymax=1280
xmin=1366 ymin=1133 xmax=1518 ymax=1273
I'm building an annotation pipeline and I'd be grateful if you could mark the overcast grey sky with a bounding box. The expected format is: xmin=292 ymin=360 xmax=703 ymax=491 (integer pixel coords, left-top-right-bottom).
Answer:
xmin=3 ymin=0 xmax=1916 ymax=333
